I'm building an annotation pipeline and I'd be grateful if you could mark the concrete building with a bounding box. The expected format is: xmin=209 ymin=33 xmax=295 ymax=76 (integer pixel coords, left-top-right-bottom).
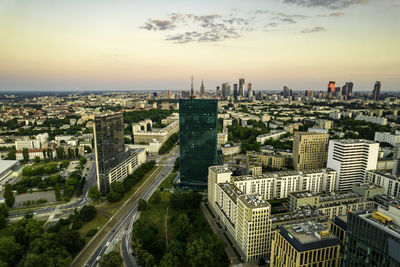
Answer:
xmin=288 ymin=184 xmax=379 ymax=219
xmin=133 ymin=120 xmax=178 ymax=145
xmin=15 ymin=139 xmax=41 ymax=150
xmin=366 ymin=170 xmax=400 ymax=198
xmin=317 ymin=120 xmax=333 ymax=130
xmin=293 ymin=132 xmax=329 ymax=171
xmin=356 ymin=115 xmax=387 ymax=126
xmin=374 ymin=131 xmax=400 ymax=147
xmin=15 ymin=148 xmax=56 ymax=160
xmin=270 ymin=222 xmax=341 ymax=267
xmin=246 ymin=151 xmax=288 ymax=172
xmin=217 ymin=132 xmax=228 ymax=146
xmin=0 ymin=160 xmax=20 ymax=190
xmin=327 ymin=139 xmax=379 ymax=191
xmin=256 ymin=130 xmax=287 ymax=145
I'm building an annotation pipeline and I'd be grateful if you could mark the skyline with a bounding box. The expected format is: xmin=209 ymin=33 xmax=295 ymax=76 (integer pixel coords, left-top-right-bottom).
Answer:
xmin=0 ymin=0 xmax=399 ymax=91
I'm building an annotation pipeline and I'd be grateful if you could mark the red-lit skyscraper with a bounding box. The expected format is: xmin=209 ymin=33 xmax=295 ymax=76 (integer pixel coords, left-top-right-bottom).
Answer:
xmin=327 ymin=81 xmax=335 ymax=96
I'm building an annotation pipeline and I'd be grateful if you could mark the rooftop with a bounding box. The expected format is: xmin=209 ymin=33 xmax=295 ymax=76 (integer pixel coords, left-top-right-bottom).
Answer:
xmin=332 ymin=139 xmax=377 ymax=144
xmin=238 ymin=194 xmax=270 ymax=209
xmin=360 ymin=211 xmax=400 ymax=238
xmin=271 ymin=206 xmax=324 ymax=223
xmin=280 ymin=221 xmax=339 ymax=252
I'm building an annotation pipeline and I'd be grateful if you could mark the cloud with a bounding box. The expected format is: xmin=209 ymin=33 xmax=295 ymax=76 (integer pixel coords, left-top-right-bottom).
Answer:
xmin=283 ymin=0 xmax=370 ymax=9
xmin=329 ymin=12 xmax=346 ymax=16
xmin=300 ymin=26 xmax=326 ymax=33
xmin=271 ymin=12 xmax=308 ymax=24
xmin=140 ymin=19 xmax=176 ymax=31
xmin=141 ymin=13 xmax=251 ymax=43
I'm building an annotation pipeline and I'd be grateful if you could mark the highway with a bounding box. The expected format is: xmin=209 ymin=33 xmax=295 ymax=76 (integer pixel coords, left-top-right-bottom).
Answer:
xmin=72 ymin=146 xmax=178 ymax=267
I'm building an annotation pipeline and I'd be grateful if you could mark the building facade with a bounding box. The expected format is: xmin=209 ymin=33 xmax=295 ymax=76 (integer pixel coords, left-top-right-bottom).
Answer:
xmin=179 ymin=99 xmax=218 ymax=188
xmin=293 ymin=132 xmax=329 ymax=171
xmin=327 ymin=139 xmax=379 ymax=191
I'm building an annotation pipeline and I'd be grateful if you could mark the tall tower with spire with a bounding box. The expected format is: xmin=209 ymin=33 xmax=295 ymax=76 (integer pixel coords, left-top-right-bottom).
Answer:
xmin=200 ymin=80 xmax=205 ymax=97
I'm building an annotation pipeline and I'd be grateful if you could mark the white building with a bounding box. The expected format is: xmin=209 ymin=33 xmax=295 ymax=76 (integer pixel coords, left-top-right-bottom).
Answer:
xmin=355 ymin=115 xmax=387 ymax=126
xmin=256 ymin=130 xmax=286 ymax=144
xmin=16 ymin=148 xmax=57 ymax=160
xmin=15 ymin=139 xmax=41 ymax=150
xmin=374 ymin=131 xmax=400 ymax=147
xmin=327 ymin=139 xmax=379 ymax=191
xmin=366 ymin=170 xmax=400 ymax=198
xmin=0 ymin=160 xmax=20 ymax=190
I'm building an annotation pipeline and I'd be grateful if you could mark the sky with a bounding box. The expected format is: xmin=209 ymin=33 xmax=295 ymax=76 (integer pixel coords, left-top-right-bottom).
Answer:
xmin=0 ymin=0 xmax=399 ymax=92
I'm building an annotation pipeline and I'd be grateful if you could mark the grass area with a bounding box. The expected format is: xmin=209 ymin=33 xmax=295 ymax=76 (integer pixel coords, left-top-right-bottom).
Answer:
xmin=159 ymin=171 xmax=176 ymax=190
xmin=78 ymin=213 xmax=108 ymax=243
xmin=140 ymin=191 xmax=214 ymax=244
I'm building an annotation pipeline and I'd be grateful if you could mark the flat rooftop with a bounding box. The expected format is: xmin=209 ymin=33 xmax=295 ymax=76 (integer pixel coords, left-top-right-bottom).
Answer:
xmin=238 ymin=194 xmax=270 ymax=209
xmin=271 ymin=206 xmax=324 ymax=223
xmin=280 ymin=221 xmax=340 ymax=252
xmin=360 ymin=212 xmax=400 ymax=238
xmin=332 ymin=139 xmax=377 ymax=144
xmin=0 ymin=160 xmax=19 ymax=176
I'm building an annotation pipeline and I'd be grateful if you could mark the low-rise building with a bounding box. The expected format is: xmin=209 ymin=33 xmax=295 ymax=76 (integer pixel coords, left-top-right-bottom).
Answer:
xmin=246 ymin=151 xmax=287 ymax=172
xmin=356 ymin=115 xmax=387 ymax=126
xmin=256 ymin=130 xmax=286 ymax=144
xmin=16 ymin=148 xmax=56 ymax=160
xmin=366 ymin=170 xmax=400 ymax=198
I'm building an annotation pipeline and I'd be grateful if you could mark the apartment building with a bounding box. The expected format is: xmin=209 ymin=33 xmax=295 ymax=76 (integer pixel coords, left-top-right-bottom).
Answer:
xmin=366 ymin=170 xmax=400 ymax=198
xmin=270 ymin=222 xmax=341 ymax=267
xmin=293 ymin=132 xmax=329 ymax=170
xmin=246 ymin=151 xmax=287 ymax=173
xmin=327 ymin=139 xmax=379 ymax=191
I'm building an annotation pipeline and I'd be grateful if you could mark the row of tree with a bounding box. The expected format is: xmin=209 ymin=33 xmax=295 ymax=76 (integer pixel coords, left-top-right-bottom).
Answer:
xmin=105 ymin=161 xmax=156 ymax=203
xmin=159 ymin=132 xmax=179 ymax=154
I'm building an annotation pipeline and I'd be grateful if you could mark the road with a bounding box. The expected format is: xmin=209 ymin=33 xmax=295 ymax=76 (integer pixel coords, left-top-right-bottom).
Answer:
xmin=9 ymin=154 xmax=97 ymax=218
xmin=72 ymin=147 xmax=178 ymax=267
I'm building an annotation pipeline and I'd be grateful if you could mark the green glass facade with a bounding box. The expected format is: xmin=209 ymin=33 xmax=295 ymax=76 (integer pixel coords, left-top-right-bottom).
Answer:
xmin=179 ymin=99 xmax=218 ymax=188
xmin=343 ymin=211 xmax=400 ymax=267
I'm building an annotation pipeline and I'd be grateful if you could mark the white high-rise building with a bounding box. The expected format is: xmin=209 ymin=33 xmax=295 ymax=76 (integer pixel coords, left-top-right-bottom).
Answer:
xmin=327 ymin=139 xmax=379 ymax=191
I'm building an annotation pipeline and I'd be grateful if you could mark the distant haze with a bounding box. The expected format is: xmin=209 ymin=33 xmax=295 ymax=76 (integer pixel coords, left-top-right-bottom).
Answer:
xmin=0 ymin=0 xmax=399 ymax=91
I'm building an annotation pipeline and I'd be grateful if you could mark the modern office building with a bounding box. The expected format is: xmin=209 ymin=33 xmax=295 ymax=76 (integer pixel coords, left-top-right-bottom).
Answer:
xmin=94 ymin=113 xmax=146 ymax=194
xmin=292 ymin=132 xmax=329 ymax=171
xmin=328 ymin=81 xmax=335 ymax=96
xmin=221 ymin=82 xmax=231 ymax=98
xmin=327 ymin=139 xmax=379 ymax=191
xmin=239 ymin=78 xmax=245 ymax=97
xmin=179 ymin=99 xmax=218 ymax=188
xmin=270 ymin=222 xmax=341 ymax=267
xmin=343 ymin=209 xmax=400 ymax=267
xmin=372 ymin=81 xmax=381 ymax=100
xmin=342 ymin=82 xmax=353 ymax=99
xmin=233 ymin=83 xmax=238 ymax=100
xmin=247 ymin=83 xmax=252 ymax=97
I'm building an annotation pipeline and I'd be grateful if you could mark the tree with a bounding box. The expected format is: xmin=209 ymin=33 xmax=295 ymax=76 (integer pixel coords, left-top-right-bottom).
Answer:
xmin=111 ymin=181 xmax=125 ymax=195
xmin=79 ymin=157 xmax=87 ymax=168
xmin=159 ymin=253 xmax=179 ymax=267
xmin=175 ymin=213 xmax=192 ymax=241
xmin=55 ymin=183 xmax=61 ymax=201
xmin=7 ymin=150 xmax=16 ymax=160
xmin=60 ymin=160 xmax=70 ymax=169
xmin=0 ymin=204 xmax=8 ymax=228
xmin=106 ymin=191 xmax=122 ymax=202
xmin=23 ymin=253 xmax=41 ymax=266
xmin=186 ymin=235 xmax=228 ymax=267
xmin=99 ymin=251 xmax=123 ymax=267
xmin=34 ymin=156 xmax=41 ymax=163
xmin=22 ymin=148 xmax=30 ymax=162
xmin=88 ymin=186 xmax=101 ymax=202
xmin=4 ymin=184 xmax=15 ymax=208
xmin=0 ymin=236 xmax=23 ymax=266
xmin=79 ymin=205 xmax=97 ymax=222
xmin=138 ymin=199 xmax=147 ymax=211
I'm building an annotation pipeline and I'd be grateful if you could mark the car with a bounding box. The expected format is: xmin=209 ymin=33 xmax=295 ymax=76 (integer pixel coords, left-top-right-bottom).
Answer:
xmin=96 ymin=256 xmax=101 ymax=262
xmin=105 ymin=241 xmax=110 ymax=247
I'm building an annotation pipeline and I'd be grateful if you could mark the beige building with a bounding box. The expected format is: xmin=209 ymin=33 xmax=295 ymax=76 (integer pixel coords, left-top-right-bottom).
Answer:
xmin=133 ymin=120 xmax=178 ymax=144
xmin=246 ymin=151 xmax=287 ymax=172
xmin=270 ymin=222 xmax=341 ymax=267
xmin=293 ymin=132 xmax=329 ymax=170
xmin=217 ymin=132 xmax=228 ymax=146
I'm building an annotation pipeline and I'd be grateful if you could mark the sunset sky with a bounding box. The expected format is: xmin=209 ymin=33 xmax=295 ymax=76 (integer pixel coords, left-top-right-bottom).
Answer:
xmin=0 ymin=0 xmax=399 ymax=91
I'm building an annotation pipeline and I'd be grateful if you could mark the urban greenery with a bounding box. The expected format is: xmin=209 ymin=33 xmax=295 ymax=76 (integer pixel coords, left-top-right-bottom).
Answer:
xmin=159 ymin=133 xmax=179 ymax=154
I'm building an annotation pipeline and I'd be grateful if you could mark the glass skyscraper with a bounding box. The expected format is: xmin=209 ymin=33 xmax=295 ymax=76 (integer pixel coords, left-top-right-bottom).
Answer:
xmin=94 ymin=113 xmax=125 ymax=194
xmin=179 ymin=99 xmax=218 ymax=188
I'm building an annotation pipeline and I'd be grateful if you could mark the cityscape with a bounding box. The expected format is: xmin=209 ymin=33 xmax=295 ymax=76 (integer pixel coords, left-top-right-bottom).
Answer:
xmin=1 ymin=1 xmax=400 ymax=267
